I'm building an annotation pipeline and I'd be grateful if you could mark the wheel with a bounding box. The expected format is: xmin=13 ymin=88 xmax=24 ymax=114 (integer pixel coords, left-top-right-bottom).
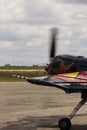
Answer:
xmin=58 ymin=118 xmax=71 ymax=130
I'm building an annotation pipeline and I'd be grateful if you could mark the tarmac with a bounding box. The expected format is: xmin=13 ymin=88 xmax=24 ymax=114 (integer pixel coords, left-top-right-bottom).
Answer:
xmin=0 ymin=82 xmax=87 ymax=130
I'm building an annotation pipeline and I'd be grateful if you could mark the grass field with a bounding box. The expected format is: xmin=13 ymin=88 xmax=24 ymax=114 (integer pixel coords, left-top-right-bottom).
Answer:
xmin=0 ymin=65 xmax=44 ymax=70
xmin=0 ymin=70 xmax=46 ymax=82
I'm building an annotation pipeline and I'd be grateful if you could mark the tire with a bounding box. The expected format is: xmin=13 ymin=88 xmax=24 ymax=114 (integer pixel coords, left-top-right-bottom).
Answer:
xmin=58 ymin=118 xmax=71 ymax=130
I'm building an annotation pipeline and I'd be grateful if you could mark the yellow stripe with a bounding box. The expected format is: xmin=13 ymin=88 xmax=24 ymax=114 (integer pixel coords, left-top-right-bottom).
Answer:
xmin=57 ymin=72 xmax=79 ymax=78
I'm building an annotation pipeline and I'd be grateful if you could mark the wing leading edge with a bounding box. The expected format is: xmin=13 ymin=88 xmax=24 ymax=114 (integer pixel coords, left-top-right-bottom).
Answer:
xmin=27 ymin=72 xmax=87 ymax=94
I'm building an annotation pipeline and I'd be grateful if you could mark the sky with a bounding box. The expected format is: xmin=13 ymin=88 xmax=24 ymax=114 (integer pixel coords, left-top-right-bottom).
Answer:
xmin=0 ymin=0 xmax=87 ymax=66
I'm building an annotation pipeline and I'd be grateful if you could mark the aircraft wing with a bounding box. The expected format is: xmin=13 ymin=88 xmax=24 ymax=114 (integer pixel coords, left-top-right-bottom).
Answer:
xmin=27 ymin=72 xmax=87 ymax=94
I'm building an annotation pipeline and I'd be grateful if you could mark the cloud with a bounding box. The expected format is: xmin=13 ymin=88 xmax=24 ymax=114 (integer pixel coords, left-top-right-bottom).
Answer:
xmin=0 ymin=0 xmax=87 ymax=65
xmin=55 ymin=0 xmax=87 ymax=4
xmin=0 ymin=41 xmax=14 ymax=48
xmin=0 ymin=0 xmax=25 ymax=23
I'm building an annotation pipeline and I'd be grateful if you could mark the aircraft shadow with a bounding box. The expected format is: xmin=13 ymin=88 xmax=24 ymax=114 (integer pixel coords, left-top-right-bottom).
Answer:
xmin=0 ymin=114 xmax=87 ymax=130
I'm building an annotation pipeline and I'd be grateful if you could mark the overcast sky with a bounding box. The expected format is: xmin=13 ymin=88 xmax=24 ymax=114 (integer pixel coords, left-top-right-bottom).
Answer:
xmin=0 ymin=0 xmax=87 ymax=65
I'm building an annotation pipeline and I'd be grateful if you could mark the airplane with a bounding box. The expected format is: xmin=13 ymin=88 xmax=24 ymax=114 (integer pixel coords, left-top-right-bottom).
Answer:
xmin=12 ymin=28 xmax=87 ymax=130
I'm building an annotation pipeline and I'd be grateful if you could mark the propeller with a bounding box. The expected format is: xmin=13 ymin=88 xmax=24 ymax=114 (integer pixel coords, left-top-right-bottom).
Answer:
xmin=45 ymin=27 xmax=58 ymax=73
xmin=49 ymin=27 xmax=58 ymax=62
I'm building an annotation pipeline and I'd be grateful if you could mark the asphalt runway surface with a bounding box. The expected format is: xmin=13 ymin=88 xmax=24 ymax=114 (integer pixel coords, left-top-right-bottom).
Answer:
xmin=0 ymin=82 xmax=87 ymax=130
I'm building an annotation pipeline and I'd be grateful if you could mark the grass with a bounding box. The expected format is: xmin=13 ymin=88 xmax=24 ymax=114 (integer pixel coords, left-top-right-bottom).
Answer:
xmin=0 ymin=71 xmax=47 ymax=82
xmin=0 ymin=66 xmax=44 ymax=70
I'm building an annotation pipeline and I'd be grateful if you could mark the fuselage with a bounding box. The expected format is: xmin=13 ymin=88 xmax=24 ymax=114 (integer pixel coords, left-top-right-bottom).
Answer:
xmin=47 ymin=54 xmax=87 ymax=75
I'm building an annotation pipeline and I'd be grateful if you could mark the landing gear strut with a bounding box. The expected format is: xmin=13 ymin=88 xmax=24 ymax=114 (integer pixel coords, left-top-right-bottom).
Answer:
xmin=58 ymin=93 xmax=87 ymax=130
